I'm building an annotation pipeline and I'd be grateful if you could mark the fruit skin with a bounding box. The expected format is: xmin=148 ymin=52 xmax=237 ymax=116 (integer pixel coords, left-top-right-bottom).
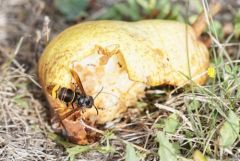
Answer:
xmin=38 ymin=20 xmax=209 ymax=144
xmin=39 ymin=20 xmax=208 ymax=88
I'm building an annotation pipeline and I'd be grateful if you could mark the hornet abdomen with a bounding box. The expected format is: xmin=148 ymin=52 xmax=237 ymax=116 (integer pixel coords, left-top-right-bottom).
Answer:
xmin=57 ymin=87 xmax=75 ymax=103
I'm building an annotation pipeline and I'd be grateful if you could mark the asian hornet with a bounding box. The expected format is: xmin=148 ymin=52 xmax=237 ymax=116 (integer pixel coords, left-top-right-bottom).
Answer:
xmin=46 ymin=69 xmax=100 ymax=120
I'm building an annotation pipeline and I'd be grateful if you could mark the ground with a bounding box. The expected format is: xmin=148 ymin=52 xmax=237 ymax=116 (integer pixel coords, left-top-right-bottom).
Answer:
xmin=0 ymin=0 xmax=239 ymax=161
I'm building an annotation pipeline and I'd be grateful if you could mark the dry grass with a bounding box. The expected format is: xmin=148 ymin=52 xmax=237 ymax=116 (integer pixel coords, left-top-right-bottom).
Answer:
xmin=0 ymin=47 xmax=65 ymax=160
xmin=0 ymin=0 xmax=239 ymax=161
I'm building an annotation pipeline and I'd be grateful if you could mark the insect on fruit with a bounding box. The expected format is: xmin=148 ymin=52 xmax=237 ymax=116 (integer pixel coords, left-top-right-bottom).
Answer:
xmin=46 ymin=69 xmax=101 ymax=120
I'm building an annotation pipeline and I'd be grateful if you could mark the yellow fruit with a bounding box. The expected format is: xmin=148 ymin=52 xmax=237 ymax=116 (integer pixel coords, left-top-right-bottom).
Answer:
xmin=39 ymin=20 xmax=209 ymax=144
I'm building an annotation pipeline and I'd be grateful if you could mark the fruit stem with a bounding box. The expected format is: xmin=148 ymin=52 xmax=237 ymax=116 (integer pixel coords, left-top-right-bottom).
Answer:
xmin=192 ymin=2 xmax=221 ymax=37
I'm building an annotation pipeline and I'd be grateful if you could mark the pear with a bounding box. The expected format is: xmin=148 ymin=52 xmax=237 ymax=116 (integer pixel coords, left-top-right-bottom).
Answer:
xmin=38 ymin=4 xmax=220 ymax=144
